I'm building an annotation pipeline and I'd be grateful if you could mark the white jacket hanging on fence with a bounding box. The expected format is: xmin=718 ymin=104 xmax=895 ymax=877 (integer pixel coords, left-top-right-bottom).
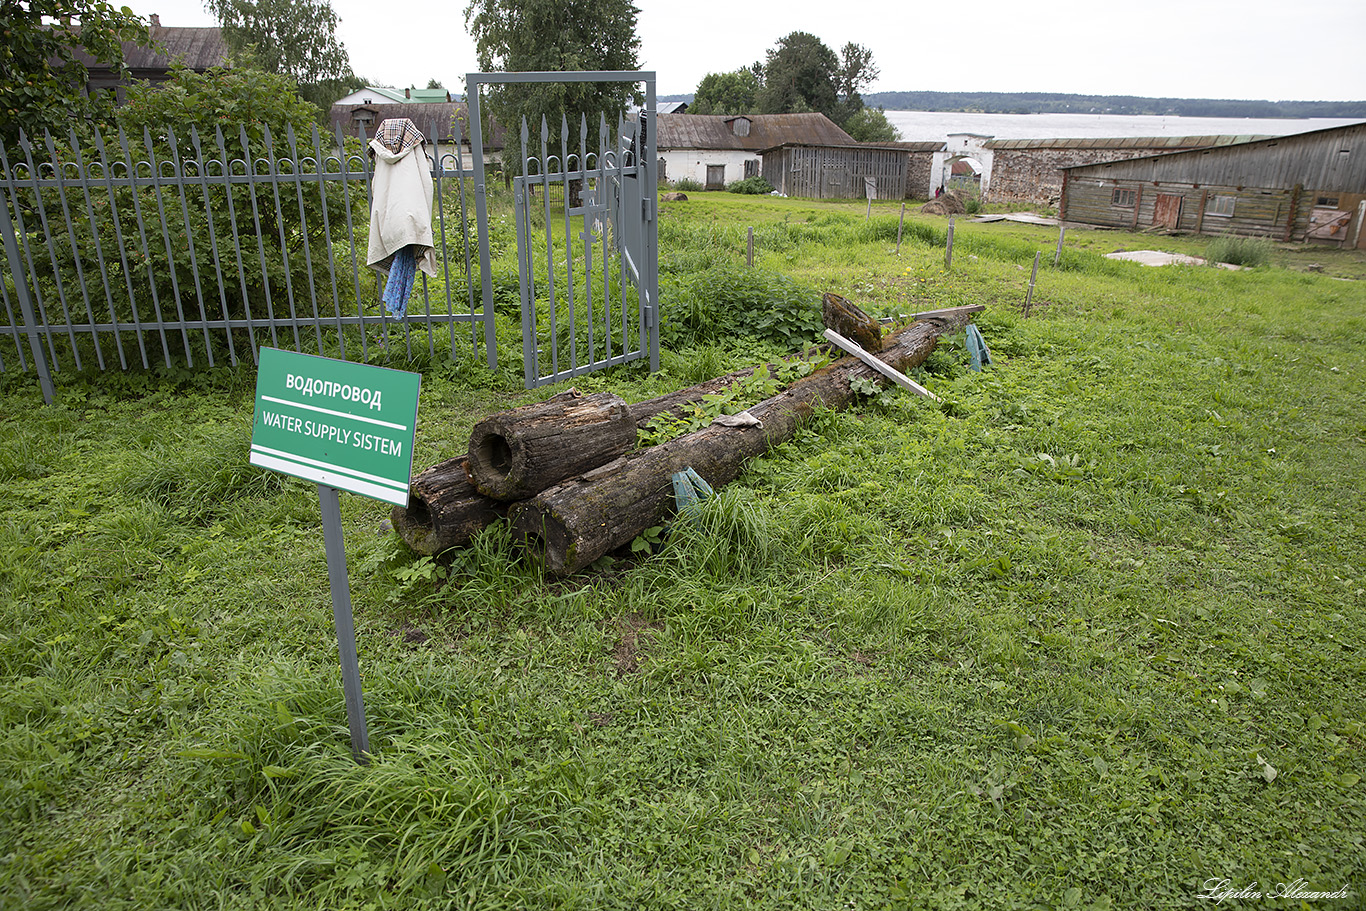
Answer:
xmin=366 ymin=123 xmax=437 ymax=279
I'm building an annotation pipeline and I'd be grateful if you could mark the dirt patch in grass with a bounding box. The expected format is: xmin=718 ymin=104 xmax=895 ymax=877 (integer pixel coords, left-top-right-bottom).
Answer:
xmin=612 ymin=614 xmax=662 ymax=676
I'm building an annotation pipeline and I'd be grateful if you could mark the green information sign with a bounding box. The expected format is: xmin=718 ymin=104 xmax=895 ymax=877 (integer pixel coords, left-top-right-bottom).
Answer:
xmin=250 ymin=348 xmax=421 ymax=507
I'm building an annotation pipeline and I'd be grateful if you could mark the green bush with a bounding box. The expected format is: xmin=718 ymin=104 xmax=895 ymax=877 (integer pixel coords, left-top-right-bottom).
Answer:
xmin=1205 ymin=234 xmax=1272 ymax=267
xmin=726 ymin=176 xmax=775 ymax=195
xmin=660 ymin=263 xmax=820 ymax=349
xmin=670 ymin=177 xmax=704 ymax=192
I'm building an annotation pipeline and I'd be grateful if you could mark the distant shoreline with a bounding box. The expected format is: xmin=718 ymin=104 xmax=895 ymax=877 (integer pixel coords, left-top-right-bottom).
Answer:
xmin=655 ymin=92 xmax=1366 ymax=119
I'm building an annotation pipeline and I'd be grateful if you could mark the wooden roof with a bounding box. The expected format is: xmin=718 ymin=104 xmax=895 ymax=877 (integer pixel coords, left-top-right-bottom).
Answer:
xmin=657 ymin=113 xmax=854 ymax=151
xmin=757 ymin=139 xmax=945 ymax=154
xmin=74 ymin=26 xmax=229 ymax=74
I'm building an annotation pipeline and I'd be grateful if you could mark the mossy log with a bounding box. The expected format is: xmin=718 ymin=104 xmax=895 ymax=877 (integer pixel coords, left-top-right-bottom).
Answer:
xmin=512 ymin=309 xmax=977 ymax=576
xmin=822 ymin=292 xmax=884 ymax=352
xmin=390 ymin=457 xmax=505 ymax=555
xmin=467 ymin=389 xmax=635 ymax=500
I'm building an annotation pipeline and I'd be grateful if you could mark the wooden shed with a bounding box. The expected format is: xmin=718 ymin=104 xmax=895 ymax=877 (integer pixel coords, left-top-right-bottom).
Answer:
xmin=1059 ymin=122 xmax=1366 ymax=248
xmin=760 ymin=141 xmax=944 ymax=200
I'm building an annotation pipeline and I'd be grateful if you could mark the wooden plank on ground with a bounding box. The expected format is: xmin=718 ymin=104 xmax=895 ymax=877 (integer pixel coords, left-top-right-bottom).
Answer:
xmin=822 ymin=329 xmax=941 ymax=402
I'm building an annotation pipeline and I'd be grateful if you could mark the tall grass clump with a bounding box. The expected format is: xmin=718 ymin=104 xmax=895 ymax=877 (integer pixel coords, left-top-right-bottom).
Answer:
xmin=1206 ymin=234 xmax=1273 ymax=267
xmin=659 ymin=263 xmax=820 ymax=349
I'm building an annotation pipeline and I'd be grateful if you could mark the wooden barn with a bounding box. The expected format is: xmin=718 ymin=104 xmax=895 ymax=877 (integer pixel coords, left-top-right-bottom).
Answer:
xmin=759 ymin=141 xmax=945 ymax=200
xmin=1059 ymin=122 xmax=1366 ymax=248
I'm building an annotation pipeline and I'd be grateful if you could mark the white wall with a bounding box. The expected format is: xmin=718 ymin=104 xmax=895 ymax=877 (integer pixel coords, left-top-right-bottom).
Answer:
xmin=659 ymin=150 xmax=758 ymax=188
xmin=931 ymin=133 xmax=995 ymax=199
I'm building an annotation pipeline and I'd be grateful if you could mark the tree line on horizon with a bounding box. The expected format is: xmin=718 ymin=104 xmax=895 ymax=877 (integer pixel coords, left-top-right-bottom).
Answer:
xmin=662 ymin=89 xmax=1366 ymax=120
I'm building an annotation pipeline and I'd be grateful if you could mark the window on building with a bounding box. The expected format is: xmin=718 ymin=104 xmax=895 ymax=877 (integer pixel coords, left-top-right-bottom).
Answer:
xmin=744 ymin=159 xmax=758 ymax=179
xmin=1111 ymin=187 xmax=1137 ymax=207
xmin=1206 ymin=195 xmax=1236 ymax=217
xmin=1316 ymin=196 xmax=1339 ymax=207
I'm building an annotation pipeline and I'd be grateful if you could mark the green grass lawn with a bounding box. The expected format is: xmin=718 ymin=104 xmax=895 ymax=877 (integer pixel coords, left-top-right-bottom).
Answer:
xmin=1 ymin=192 xmax=1363 ymax=909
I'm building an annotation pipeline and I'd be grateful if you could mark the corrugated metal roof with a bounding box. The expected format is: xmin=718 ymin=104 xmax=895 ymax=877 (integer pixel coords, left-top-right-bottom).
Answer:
xmin=985 ymin=135 xmax=1269 ymax=150
xmin=657 ymin=113 xmax=854 ymax=151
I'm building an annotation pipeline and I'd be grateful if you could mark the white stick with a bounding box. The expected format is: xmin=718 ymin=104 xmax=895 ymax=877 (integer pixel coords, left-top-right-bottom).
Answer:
xmin=823 ymin=329 xmax=941 ymax=402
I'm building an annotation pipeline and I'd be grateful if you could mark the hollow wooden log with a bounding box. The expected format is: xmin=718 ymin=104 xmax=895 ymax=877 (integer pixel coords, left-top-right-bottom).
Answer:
xmin=512 ymin=310 xmax=977 ymax=576
xmin=467 ymin=389 xmax=635 ymax=500
xmin=390 ymin=457 xmax=505 ymax=555
xmin=391 ymin=371 xmax=763 ymax=555
xmin=823 ymin=292 xmax=884 ymax=352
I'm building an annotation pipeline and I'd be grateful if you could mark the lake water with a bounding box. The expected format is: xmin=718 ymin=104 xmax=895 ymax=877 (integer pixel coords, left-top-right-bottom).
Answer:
xmin=884 ymin=110 xmax=1364 ymax=142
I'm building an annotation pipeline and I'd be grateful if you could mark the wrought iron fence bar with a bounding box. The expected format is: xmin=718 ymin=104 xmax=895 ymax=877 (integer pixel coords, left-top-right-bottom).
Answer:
xmin=189 ymin=127 xmax=239 ymax=367
xmin=43 ymin=128 xmax=108 ymax=370
xmin=598 ymin=114 xmax=612 ymax=366
xmin=18 ymin=134 xmax=83 ymax=371
xmin=142 ymin=127 xmax=197 ymax=367
xmin=1 ymin=142 xmax=63 ymax=372
xmin=0 ymin=193 xmax=35 ymax=375
xmin=164 ymin=127 xmax=215 ymax=367
xmin=515 ymin=120 xmax=536 ymax=387
xmin=355 ymin=125 xmax=394 ymax=347
xmin=260 ymin=125 xmax=303 ymax=353
xmin=115 ymin=126 xmax=174 ymax=367
xmin=540 ymin=117 xmax=559 ymax=380
xmin=450 ymin=118 xmax=472 ymax=354
xmin=579 ymin=114 xmax=594 ymax=368
xmin=0 ymin=258 xmax=26 ymax=371
xmin=66 ymin=129 xmax=128 ymax=369
xmin=307 ymin=125 xmax=347 ymax=361
xmin=430 ymin=152 xmax=456 ymax=355
xmin=559 ymin=115 xmax=578 ymax=374
xmin=334 ymin=123 xmax=369 ymax=362
xmin=234 ymin=125 xmax=281 ymax=353
xmin=284 ymin=125 xmax=325 ymax=355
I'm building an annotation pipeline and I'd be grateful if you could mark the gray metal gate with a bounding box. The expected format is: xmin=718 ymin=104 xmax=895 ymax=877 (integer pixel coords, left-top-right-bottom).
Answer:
xmin=465 ymin=71 xmax=658 ymax=389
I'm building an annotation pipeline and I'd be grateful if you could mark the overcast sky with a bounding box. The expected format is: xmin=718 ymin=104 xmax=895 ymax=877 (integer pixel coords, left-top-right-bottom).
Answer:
xmin=132 ymin=0 xmax=1366 ymax=103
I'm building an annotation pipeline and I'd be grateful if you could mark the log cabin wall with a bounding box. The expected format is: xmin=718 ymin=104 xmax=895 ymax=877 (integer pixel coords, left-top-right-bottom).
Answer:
xmin=1060 ymin=122 xmax=1366 ymax=247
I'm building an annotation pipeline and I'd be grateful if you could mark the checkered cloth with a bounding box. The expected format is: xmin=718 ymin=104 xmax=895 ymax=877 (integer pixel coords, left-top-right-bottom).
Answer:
xmin=374 ymin=118 xmax=425 ymax=155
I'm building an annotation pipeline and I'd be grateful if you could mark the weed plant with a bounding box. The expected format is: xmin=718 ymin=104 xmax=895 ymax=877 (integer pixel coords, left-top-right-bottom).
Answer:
xmin=1205 ymin=234 xmax=1273 ymax=268
xmin=1 ymin=192 xmax=1364 ymax=909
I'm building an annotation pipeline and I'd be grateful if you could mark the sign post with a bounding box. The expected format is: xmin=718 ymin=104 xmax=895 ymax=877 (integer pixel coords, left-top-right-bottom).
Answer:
xmin=249 ymin=348 xmax=421 ymax=763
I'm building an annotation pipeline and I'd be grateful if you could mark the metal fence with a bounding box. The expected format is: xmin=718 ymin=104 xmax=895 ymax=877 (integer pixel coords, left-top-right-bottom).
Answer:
xmin=0 ymin=118 xmax=492 ymax=403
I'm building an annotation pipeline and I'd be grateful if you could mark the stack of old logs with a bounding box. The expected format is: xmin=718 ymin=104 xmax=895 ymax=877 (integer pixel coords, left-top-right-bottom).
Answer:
xmin=392 ymin=296 xmax=984 ymax=575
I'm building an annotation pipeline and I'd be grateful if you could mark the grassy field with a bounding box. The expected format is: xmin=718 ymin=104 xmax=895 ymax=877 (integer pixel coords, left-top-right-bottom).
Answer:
xmin=2 ymin=191 xmax=1364 ymax=910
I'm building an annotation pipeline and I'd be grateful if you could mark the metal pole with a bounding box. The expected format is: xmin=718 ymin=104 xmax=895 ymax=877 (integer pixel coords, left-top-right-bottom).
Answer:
xmin=1053 ymin=225 xmax=1066 ymax=267
xmin=866 ymin=195 xmax=872 ymax=221
xmin=945 ymin=217 xmax=955 ymax=270
xmin=896 ymin=203 xmax=905 ymax=255
xmin=0 ymin=187 xmax=55 ymax=404
xmin=747 ymin=226 xmax=754 ymax=267
xmin=466 ymin=76 xmax=499 ymax=371
xmin=1024 ymin=251 xmax=1041 ymax=317
xmin=318 ymin=484 xmax=370 ymax=764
